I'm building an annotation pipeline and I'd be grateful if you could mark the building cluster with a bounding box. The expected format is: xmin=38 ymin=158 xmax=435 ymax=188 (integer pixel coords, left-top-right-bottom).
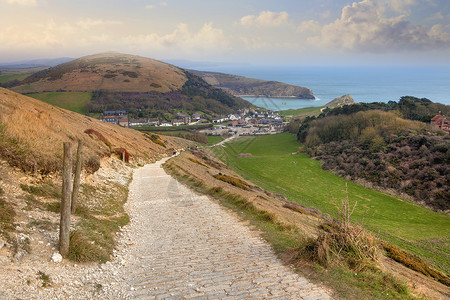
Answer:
xmin=226 ymin=109 xmax=284 ymax=127
xmin=101 ymin=109 xmax=286 ymax=132
xmin=102 ymin=111 xmax=200 ymax=127
xmin=431 ymin=112 xmax=450 ymax=133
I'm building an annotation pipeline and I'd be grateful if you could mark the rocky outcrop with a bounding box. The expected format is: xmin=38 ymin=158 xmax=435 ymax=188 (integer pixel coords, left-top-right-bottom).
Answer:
xmin=190 ymin=70 xmax=315 ymax=99
xmin=325 ymin=95 xmax=355 ymax=108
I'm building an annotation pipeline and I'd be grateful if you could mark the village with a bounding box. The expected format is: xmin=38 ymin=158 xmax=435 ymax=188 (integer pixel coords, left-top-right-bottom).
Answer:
xmin=101 ymin=108 xmax=288 ymax=136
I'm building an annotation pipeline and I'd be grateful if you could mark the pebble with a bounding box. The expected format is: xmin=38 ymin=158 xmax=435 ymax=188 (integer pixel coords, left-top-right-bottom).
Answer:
xmin=51 ymin=253 xmax=63 ymax=263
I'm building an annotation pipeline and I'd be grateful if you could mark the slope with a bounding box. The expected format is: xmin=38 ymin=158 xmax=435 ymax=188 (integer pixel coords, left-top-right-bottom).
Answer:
xmin=9 ymin=52 xmax=251 ymax=117
xmin=0 ymin=87 xmax=189 ymax=174
xmin=190 ymin=70 xmax=315 ymax=99
xmin=11 ymin=52 xmax=187 ymax=94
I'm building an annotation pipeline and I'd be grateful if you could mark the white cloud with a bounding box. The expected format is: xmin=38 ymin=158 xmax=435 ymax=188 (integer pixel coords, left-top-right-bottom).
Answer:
xmin=4 ymin=0 xmax=37 ymax=6
xmin=308 ymin=0 xmax=450 ymax=52
xmin=389 ymin=0 xmax=418 ymax=13
xmin=123 ymin=23 xmax=229 ymax=55
xmin=145 ymin=2 xmax=167 ymax=9
xmin=76 ymin=18 xmax=123 ymax=30
xmin=297 ymin=20 xmax=321 ymax=33
xmin=240 ymin=11 xmax=289 ymax=27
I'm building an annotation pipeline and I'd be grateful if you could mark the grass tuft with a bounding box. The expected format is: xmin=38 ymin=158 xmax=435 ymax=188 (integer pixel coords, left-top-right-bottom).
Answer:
xmin=19 ymin=182 xmax=61 ymax=199
xmin=0 ymin=197 xmax=16 ymax=239
xmin=213 ymin=173 xmax=251 ymax=190
xmin=188 ymin=157 xmax=207 ymax=167
xmin=68 ymin=230 xmax=109 ymax=263
xmin=381 ymin=241 xmax=450 ymax=286
xmin=36 ymin=271 xmax=52 ymax=288
xmin=304 ymin=221 xmax=380 ymax=271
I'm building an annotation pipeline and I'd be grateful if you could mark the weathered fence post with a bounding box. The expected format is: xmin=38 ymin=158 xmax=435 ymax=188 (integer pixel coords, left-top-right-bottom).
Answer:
xmin=59 ymin=142 xmax=72 ymax=257
xmin=71 ymin=140 xmax=83 ymax=214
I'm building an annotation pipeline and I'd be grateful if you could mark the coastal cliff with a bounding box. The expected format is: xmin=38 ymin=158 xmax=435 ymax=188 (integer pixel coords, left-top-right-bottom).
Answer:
xmin=189 ymin=70 xmax=315 ymax=99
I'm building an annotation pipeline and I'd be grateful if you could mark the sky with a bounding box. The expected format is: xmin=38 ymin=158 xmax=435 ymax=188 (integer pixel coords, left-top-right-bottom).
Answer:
xmin=0 ymin=0 xmax=449 ymax=66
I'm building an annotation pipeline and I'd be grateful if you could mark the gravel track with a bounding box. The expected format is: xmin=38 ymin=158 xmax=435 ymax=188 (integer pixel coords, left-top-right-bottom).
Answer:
xmin=96 ymin=157 xmax=331 ymax=299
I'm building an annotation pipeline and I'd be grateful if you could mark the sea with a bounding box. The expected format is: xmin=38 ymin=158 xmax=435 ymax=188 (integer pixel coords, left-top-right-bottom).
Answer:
xmin=195 ymin=65 xmax=450 ymax=111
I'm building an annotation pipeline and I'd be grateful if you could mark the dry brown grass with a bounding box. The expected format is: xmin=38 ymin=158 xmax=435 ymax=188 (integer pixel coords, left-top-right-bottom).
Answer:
xmin=0 ymin=88 xmax=191 ymax=174
xmin=304 ymin=221 xmax=381 ymax=271
xmin=213 ymin=173 xmax=252 ymax=190
xmin=145 ymin=133 xmax=166 ymax=148
xmin=381 ymin=241 xmax=450 ymax=286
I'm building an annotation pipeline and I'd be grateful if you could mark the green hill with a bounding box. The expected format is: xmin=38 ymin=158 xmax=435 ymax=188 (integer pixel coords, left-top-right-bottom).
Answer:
xmin=189 ymin=70 xmax=315 ymax=99
xmin=9 ymin=52 xmax=251 ymax=118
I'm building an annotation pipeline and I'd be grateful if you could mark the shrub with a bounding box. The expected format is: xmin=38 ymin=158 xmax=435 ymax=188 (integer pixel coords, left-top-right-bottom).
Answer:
xmin=302 ymin=185 xmax=380 ymax=271
xmin=310 ymin=221 xmax=380 ymax=271
xmin=113 ymin=147 xmax=130 ymax=163
xmin=145 ymin=133 xmax=166 ymax=148
xmin=85 ymin=156 xmax=101 ymax=173
xmin=84 ymin=129 xmax=112 ymax=151
xmin=121 ymin=71 xmax=138 ymax=78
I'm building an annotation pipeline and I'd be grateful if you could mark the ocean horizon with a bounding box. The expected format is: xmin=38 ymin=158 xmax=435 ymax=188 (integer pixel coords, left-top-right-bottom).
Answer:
xmin=196 ymin=65 xmax=450 ymax=111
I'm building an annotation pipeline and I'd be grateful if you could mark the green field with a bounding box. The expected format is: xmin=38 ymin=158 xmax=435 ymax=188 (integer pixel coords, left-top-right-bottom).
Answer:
xmin=278 ymin=106 xmax=324 ymax=117
xmin=0 ymin=67 xmax=44 ymax=84
xmin=28 ymin=92 xmax=92 ymax=114
xmin=207 ymin=135 xmax=226 ymax=145
xmin=213 ymin=133 xmax=450 ymax=274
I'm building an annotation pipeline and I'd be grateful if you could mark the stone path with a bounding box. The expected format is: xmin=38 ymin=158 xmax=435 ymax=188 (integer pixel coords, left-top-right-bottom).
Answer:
xmin=108 ymin=158 xmax=331 ymax=299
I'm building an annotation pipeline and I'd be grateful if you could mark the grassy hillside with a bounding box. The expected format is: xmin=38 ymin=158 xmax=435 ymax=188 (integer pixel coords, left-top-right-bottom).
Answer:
xmin=0 ymin=67 xmax=47 ymax=86
xmin=28 ymin=92 xmax=92 ymax=114
xmin=278 ymin=106 xmax=323 ymax=117
xmin=189 ymin=70 xmax=315 ymax=99
xmin=11 ymin=52 xmax=187 ymax=94
xmin=8 ymin=52 xmax=251 ymax=118
xmin=213 ymin=133 xmax=450 ymax=275
xmin=298 ymin=110 xmax=449 ymax=211
xmin=0 ymin=87 xmax=189 ymax=174
xmin=0 ymin=87 xmax=193 ymax=267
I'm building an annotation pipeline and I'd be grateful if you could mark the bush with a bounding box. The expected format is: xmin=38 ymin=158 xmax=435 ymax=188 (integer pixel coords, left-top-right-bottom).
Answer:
xmin=84 ymin=129 xmax=112 ymax=151
xmin=145 ymin=133 xmax=166 ymax=148
xmin=113 ymin=147 xmax=130 ymax=163
xmin=302 ymin=185 xmax=380 ymax=271
xmin=310 ymin=222 xmax=380 ymax=271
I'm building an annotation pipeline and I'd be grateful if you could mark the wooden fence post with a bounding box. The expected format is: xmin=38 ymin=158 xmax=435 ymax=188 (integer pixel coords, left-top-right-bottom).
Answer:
xmin=71 ymin=140 xmax=83 ymax=214
xmin=59 ymin=142 xmax=72 ymax=257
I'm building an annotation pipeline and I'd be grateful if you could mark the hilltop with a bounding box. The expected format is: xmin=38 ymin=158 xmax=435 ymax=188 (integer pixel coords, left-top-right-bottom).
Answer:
xmin=325 ymin=94 xmax=355 ymax=107
xmin=189 ymin=70 xmax=315 ymax=99
xmin=11 ymin=52 xmax=187 ymax=94
xmin=8 ymin=52 xmax=250 ymax=118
